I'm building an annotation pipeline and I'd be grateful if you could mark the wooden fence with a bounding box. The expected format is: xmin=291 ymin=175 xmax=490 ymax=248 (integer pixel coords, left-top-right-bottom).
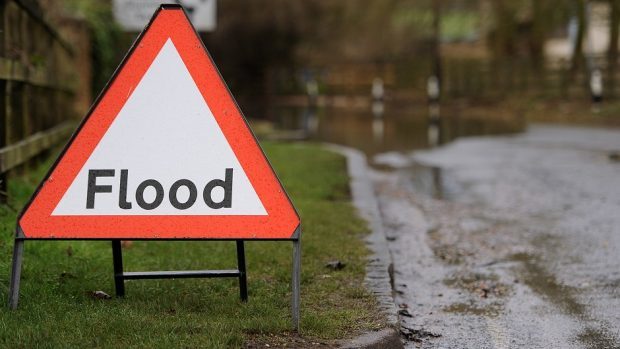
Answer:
xmin=0 ymin=0 xmax=78 ymax=203
xmin=441 ymin=55 xmax=620 ymax=101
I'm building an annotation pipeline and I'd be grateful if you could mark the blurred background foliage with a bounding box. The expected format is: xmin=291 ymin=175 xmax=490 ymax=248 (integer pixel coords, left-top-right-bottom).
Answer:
xmin=62 ymin=0 xmax=124 ymax=95
xmin=50 ymin=0 xmax=620 ymax=126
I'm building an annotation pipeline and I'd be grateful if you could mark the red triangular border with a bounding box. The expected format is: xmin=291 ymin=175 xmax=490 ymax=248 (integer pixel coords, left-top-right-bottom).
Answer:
xmin=18 ymin=5 xmax=299 ymax=240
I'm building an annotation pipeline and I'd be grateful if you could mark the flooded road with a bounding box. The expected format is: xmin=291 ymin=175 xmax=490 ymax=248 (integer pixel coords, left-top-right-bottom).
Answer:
xmin=271 ymin=104 xmax=619 ymax=347
xmin=372 ymin=125 xmax=620 ymax=348
xmin=269 ymin=103 xmax=522 ymax=156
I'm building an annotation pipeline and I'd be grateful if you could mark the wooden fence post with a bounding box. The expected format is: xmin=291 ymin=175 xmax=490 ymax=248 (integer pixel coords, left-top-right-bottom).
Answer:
xmin=0 ymin=2 xmax=7 ymax=203
xmin=0 ymin=0 xmax=78 ymax=204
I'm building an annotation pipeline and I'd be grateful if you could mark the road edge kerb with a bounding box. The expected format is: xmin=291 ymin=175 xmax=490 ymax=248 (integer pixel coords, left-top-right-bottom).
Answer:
xmin=324 ymin=144 xmax=403 ymax=349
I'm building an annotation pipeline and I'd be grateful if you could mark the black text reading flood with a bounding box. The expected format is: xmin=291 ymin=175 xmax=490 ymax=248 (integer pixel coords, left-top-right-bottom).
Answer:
xmin=85 ymin=168 xmax=233 ymax=210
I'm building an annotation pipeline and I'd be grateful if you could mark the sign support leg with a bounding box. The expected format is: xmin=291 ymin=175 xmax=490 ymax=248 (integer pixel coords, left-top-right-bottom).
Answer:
xmin=236 ymin=240 xmax=248 ymax=302
xmin=292 ymin=237 xmax=301 ymax=331
xmin=112 ymin=240 xmax=125 ymax=297
xmin=8 ymin=239 xmax=24 ymax=310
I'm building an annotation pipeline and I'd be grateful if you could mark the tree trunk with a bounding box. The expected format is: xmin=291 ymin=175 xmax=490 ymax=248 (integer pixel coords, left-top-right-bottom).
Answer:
xmin=530 ymin=0 xmax=546 ymax=71
xmin=569 ymin=0 xmax=586 ymax=79
xmin=608 ymin=0 xmax=620 ymax=97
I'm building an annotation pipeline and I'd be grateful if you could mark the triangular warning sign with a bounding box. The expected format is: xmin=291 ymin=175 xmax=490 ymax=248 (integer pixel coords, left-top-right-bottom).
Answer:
xmin=19 ymin=5 xmax=299 ymax=240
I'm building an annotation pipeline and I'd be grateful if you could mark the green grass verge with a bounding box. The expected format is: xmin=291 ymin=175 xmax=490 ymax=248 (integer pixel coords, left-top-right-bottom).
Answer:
xmin=0 ymin=142 xmax=383 ymax=348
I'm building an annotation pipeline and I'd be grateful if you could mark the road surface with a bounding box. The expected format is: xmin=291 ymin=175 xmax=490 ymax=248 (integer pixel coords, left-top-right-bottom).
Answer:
xmin=372 ymin=125 xmax=620 ymax=348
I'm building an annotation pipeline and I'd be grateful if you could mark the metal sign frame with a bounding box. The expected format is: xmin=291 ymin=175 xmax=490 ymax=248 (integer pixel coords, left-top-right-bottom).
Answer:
xmin=7 ymin=4 xmax=301 ymax=330
xmin=9 ymin=232 xmax=302 ymax=329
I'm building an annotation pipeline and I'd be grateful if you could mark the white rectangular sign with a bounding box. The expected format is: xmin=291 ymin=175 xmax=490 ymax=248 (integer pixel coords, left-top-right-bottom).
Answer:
xmin=113 ymin=0 xmax=216 ymax=32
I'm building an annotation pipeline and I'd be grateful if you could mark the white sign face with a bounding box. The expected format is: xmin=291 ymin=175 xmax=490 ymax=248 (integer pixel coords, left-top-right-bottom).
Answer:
xmin=113 ymin=0 xmax=216 ymax=31
xmin=53 ymin=39 xmax=266 ymax=216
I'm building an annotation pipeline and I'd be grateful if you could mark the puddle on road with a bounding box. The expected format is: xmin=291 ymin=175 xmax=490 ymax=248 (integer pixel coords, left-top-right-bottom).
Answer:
xmin=407 ymin=165 xmax=450 ymax=200
xmin=403 ymin=162 xmax=485 ymax=203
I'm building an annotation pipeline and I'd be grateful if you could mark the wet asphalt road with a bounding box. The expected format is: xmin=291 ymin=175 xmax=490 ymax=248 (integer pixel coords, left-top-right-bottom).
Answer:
xmin=371 ymin=125 xmax=620 ymax=348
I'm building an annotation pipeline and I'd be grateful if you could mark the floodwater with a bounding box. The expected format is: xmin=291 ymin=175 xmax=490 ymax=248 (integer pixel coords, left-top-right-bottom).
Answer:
xmin=268 ymin=102 xmax=522 ymax=157
xmin=271 ymin=104 xmax=620 ymax=348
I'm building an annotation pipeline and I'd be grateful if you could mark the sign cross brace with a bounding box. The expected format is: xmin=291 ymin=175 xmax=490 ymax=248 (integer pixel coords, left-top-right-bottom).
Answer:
xmin=110 ymin=239 xmax=249 ymax=302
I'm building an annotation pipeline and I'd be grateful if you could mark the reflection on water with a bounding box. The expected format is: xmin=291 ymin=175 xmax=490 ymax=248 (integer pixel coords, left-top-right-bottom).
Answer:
xmin=371 ymin=101 xmax=385 ymax=143
xmin=432 ymin=166 xmax=443 ymax=199
xmin=269 ymin=102 xmax=523 ymax=157
xmin=270 ymin=101 xmax=523 ymax=201
xmin=428 ymin=103 xmax=442 ymax=147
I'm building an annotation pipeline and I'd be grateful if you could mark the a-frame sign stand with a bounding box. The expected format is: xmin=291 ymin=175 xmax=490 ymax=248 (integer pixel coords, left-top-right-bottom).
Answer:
xmin=7 ymin=4 xmax=301 ymax=331
xmin=9 ymin=233 xmax=302 ymax=330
